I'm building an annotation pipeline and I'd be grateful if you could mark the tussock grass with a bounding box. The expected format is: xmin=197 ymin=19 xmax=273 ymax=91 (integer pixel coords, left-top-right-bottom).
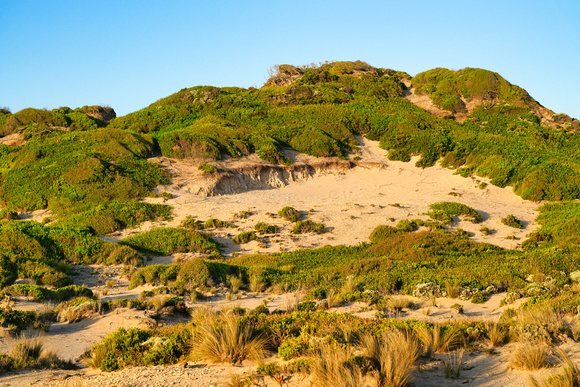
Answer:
xmin=11 ymin=335 xmax=44 ymax=369
xmin=415 ymin=324 xmax=462 ymax=356
xmin=341 ymin=276 xmax=358 ymax=294
xmin=191 ymin=311 xmax=267 ymax=365
xmin=530 ymin=348 xmax=580 ymax=387
xmin=509 ymin=341 xmax=548 ymax=370
xmin=326 ymin=288 xmax=341 ymax=309
xmin=486 ymin=322 xmax=508 ymax=347
xmin=444 ymin=280 xmax=461 ymax=299
xmin=249 ymin=276 xmax=265 ymax=293
xmin=386 ymin=296 xmax=411 ymax=312
xmin=311 ymin=342 xmax=364 ymax=387
xmin=444 ymin=349 xmax=464 ymax=379
xmin=228 ymin=275 xmax=243 ymax=293
xmin=359 ymin=330 xmax=421 ymax=387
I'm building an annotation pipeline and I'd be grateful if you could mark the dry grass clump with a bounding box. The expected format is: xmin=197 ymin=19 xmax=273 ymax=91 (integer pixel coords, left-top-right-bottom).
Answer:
xmin=191 ymin=311 xmax=267 ymax=365
xmin=444 ymin=349 xmax=464 ymax=379
xmin=358 ymin=330 xmax=421 ymax=387
xmin=311 ymin=342 xmax=364 ymax=387
xmin=530 ymin=348 xmax=580 ymax=387
xmin=486 ymin=322 xmax=508 ymax=347
xmin=444 ymin=280 xmax=461 ymax=299
xmin=10 ymin=335 xmax=44 ymax=369
xmin=9 ymin=335 xmax=73 ymax=371
xmin=249 ymin=276 xmax=265 ymax=294
xmin=57 ymin=299 xmax=99 ymax=323
xmin=507 ymin=305 xmax=564 ymax=342
xmin=228 ymin=275 xmax=243 ymax=293
xmin=83 ymin=342 xmax=108 ymax=369
xmin=326 ymin=288 xmax=342 ymax=309
xmin=386 ymin=296 xmax=411 ymax=313
xmin=341 ymin=276 xmax=358 ymax=294
xmin=509 ymin=341 xmax=548 ymax=370
xmin=415 ymin=324 xmax=462 ymax=356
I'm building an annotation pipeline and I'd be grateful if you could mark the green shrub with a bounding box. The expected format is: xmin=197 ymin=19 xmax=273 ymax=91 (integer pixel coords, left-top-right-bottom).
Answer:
xmin=6 ymin=284 xmax=93 ymax=302
xmin=254 ymin=222 xmax=277 ymax=234
xmin=278 ymin=207 xmax=300 ymax=222
xmin=204 ymin=218 xmax=227 ymax=229
xmin=427 ymin=202 xmax=481 ymax=224
xmin=471 ymin=292 xmax=487 ymax=304
xmin=199 ymin=163 xmax=218 ymax=175
xmin=0 ymin=308 xmax=47 ymax=334
xmin=292 ymin=220 xmax=326 ymax=234
xmin=88 ymin=327 xmax=151 ymax=371
xmin=233 ymin=231 xmax=259 ymax=244
xmin=181 ymin=217 xmax=204 ymax=230
xmin=501 ymin=214 xmax=523 ymax=229
xmin=369 ymin=225 xmax=402 ymax=243
xmin=278 ymin=337 xmax=308 ymax=361
xmin=396 ymin=220 xmax=414 ymax=232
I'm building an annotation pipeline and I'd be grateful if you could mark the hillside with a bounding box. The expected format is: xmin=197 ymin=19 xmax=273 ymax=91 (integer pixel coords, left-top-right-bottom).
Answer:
xmin=2 ymin=61 xmax=580 ymax=386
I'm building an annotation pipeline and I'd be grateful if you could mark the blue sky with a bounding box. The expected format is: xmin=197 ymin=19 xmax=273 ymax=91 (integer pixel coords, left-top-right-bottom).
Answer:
xmin=1 ymin=0 xmax=578 ymax=118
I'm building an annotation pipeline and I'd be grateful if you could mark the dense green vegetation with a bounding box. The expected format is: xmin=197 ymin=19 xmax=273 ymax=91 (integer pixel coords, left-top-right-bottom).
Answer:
xmin=0 ymin=128 xmax=171 ymax=234
xmin=0 ymin=105 xmax=115 ymax=137
xmin=0 ymin=220 xmax=141 ymax=287
xmin=411 ymin=67 xmax=538 ymax=113
xmin=119 ymin=227 xmax=220 ymax=257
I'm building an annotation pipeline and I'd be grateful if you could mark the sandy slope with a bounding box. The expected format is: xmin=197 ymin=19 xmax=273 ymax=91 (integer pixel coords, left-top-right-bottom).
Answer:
xmin=107 ymin=137 xmax=539 ymax=255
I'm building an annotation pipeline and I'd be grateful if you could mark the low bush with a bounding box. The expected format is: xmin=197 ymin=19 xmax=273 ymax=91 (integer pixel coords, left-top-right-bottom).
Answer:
xmin=254 ymin=222 xmax=277 ymax=234
xmin=278 ymin=207 xmax=300 ymax=222
xmin=233 ymin=231 xmax=259 ymax=244
xmin=292 ymin=220 xmax=326 ymax=234
xmin=427 ymin=202 xmax=481 ymax=224
xmin=181 ymin=217 xmax=205 ymax=230
xmin=6 ymin=284 xmax=93 ymax=302
xmin=501 ymin=214 xmax=523 ymax=229
xmin=471 ymin=291 xmax=487 ymax=304
xmin=87 ymin=327 xmax=151 ymax=371
xmin=204 ymin=218 xmax=227 ymax=229
xmin=396 ymin=220 xmax=415 ymax=232
xmin=0 ymin=308 xmax=49 ymax=334
xmin=56 ymin=297 xmax=99 ymax=323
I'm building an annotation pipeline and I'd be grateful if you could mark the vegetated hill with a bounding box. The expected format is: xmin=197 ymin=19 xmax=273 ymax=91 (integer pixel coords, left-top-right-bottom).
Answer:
xmin=109 ymin=60 xmax=580 ymax=201
xmin=1 ymin=60 xmax=580 ymax=232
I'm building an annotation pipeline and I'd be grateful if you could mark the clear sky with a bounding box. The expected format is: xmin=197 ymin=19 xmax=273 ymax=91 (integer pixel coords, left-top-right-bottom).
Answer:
xmin=1 ymin=0 xmax=578 ymax=118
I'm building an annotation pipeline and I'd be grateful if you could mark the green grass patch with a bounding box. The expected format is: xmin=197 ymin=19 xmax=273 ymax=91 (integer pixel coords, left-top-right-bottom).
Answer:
xmin=119 ymin=228 xmax=220 ymax=257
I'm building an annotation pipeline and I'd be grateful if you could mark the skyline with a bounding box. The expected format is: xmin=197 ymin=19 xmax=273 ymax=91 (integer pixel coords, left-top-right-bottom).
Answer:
xmin=1 ymin=0 xmax=579 ymax=118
